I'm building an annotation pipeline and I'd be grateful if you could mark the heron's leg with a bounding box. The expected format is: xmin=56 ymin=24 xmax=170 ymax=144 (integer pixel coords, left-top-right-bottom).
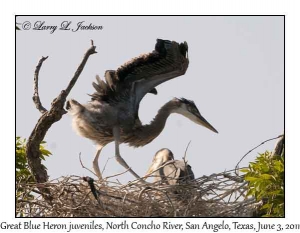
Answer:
xmin=93 ymin=145 xmax=103 ymax=180
xmin=113 ymin=127 xmax=142 ymax=180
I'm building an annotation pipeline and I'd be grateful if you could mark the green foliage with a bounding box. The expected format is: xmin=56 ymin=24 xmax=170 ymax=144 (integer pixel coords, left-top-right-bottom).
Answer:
xmin=16 ymin=136 xmax=52 ymax=182
xmin=16 ymin=137 xmax=52 ymax=216
xmin=16 ymin=137 xmax=51 ymax=213
xmin=242 ymin=151 xmax=284 ymax=217
xmin=16 ymin=137 xmax=32 ymax=182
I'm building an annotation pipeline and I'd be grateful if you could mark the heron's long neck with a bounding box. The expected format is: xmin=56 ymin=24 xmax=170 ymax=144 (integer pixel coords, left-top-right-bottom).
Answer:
xmin=130 ymin=101 xmax=176 ymax=147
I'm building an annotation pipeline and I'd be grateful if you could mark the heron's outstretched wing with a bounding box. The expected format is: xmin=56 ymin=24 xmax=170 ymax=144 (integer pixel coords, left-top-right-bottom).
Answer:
xmin=89 ymin=39 xmax=189 ymax=108
xmin=132 ymin=40 xmax=189 ymax=111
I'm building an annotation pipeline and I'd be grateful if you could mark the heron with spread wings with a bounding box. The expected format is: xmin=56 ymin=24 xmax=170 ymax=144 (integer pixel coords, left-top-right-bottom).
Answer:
xmin=66 ymin=39 xmax=218 ymax=180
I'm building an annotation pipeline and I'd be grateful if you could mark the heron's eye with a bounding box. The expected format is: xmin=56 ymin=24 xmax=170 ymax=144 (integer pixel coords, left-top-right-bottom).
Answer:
xmin=192 ymin=108 xmax=200 ymax=116
xmin=190 ymin=107 xmax=196 ymax=113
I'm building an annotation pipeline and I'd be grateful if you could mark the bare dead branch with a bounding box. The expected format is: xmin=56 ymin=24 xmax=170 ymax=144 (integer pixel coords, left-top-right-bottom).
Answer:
xmin=183 ymin=140 xmax=191 ymax=162
xmin=104 ymin=168 xmax=131 ymax=180
xmin=234 ymin=134 xmax=283 ymax=175
xmin=65 ymin=41 xmax=97 ymax=95
xmin=183 ymin=140 xmax=191 ymax=180
xmin=223 ymin=173 xmax=244 ymax=183
xmin=33 ymin=56 xmax=48 ymax=113
xmin=26 ymin=41 xmax=97 ymax=200
xmin=79 ymin=153 xmax=97 ymax=177
xmin=101 ymin=156 xmax=115 ymax=175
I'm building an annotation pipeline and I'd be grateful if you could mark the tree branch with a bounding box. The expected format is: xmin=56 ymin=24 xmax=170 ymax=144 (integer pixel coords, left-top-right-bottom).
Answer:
xmin=26 ymin=41 xmax=97 ymax=200
xmin=65 ymin=40 xmax=97 ymax=96
xmin=79 ymin=152 xmax=97 ymax=177
xmin=234 ymin=134 xmax=283 ymax=175
xmin=33 ymin=56 xmax=48 ymax=113
xmin=272 ymin=134 xmax=284 ymax=157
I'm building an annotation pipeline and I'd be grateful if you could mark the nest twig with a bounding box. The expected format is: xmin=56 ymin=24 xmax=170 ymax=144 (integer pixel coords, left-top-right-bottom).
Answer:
xmin=16 ymin=169 xmax=259 ymax=217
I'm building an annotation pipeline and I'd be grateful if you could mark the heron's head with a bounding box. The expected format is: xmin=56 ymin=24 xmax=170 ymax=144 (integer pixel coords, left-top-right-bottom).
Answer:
xmin=145 ymin=148 xmax=174 ymax=177
xmin=172 ymin=97 xmax=218 ymax=133
xmin=66 ymin=99 xmax=85 ymax=116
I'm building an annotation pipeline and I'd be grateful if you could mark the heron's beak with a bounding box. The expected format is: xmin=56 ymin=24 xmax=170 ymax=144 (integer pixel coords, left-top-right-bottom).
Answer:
xmin=196 ymin=114 xmax=218 ymax=133
xmin=145 ymin=165 xmax=155 ymax=178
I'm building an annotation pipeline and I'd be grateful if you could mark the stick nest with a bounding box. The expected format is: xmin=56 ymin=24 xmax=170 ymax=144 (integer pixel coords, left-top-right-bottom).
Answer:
xmin=16 ymin=169 xmax=261 ymax=217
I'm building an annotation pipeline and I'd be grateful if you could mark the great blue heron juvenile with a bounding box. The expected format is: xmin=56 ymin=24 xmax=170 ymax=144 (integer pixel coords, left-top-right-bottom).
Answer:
xmin=67 ymin=39 xmax=218 ymax=180
xmin=145 ymin=148 xmax=195 ymax=185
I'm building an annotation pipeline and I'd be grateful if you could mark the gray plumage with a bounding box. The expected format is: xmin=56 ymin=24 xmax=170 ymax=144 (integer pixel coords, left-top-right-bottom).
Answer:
xmin=67 ymin=39 xmax=217 ymax=180
xmin=145 ymin=148 xmax=195 ymax=185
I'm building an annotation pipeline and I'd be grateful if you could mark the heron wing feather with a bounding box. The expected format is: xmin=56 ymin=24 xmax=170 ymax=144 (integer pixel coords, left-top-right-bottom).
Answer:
xmin=89 ymin=39 xmax=189 ymax=112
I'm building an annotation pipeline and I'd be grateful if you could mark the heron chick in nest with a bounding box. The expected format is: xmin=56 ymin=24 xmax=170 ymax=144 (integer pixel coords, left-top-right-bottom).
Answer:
xmin=145 ymin=148 xmax=195 ymax=185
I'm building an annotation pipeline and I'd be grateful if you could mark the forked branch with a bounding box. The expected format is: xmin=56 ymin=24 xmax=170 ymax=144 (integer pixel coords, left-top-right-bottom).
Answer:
xmin=26 ymin=41 xmax=97 ymax=199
